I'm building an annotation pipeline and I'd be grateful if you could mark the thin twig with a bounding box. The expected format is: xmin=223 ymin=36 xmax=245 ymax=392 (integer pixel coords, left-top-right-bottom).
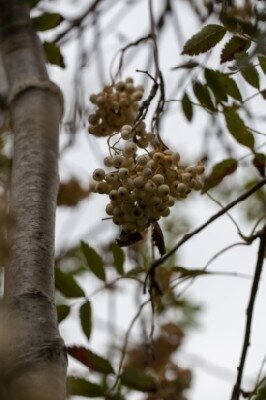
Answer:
xmin=54 ymin=0 xmax=103 ymax=44
xmin=231 ymin=223 xmax=266 ymax=400
xmin=144 ymin=177 xmax=266 ymax=292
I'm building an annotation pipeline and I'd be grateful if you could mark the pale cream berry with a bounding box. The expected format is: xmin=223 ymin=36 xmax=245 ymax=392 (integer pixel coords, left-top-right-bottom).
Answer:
xmin=137 ymin=155 xmax=148 ymax=166
xmin=105 ymin=203 xmax=114 ymax=215
xmin=106 ymin=173 xmax=118 ymax=185
xmin=142 ymin=168 xmax=152 ymax=178
xmin=121 ymin=202 xmax=133 ymax=213
xmin=109 ymin=190 xmax=119 ymax=201
xmin=149 ymin=196 xmax=161 ymax=206
xmin=146 ymin=181 xmax=157 ymax=194
xmin=161 ymin=208 xmax=170 ymax=217
xmin=186 ymin=166 xmax=197 ymax=176
xmin=113 ymin=207 xmax=124 ymax=218
xmin=192 ymin=179 xmax=202 ymax=190
xmin=118 ymin=168 xmax=129 ymax=180
xmin=136 ymin=216 xmax=148 ymax=226
xmin=171 ymin=152 xmax=180 ymax=165
xmin=118 ymin=186 xmax=128 ymax=199
xmin=121 ymin=131 xmax=131 ymax=140
xmin=181 ymin=173 xmax=192 ymax=183
xmin=131 ymin=206 xmax=144 ymax=218
xmin=96 ymin=182 xmax=109 ymax=194
xmin=152 ymin=174 xmax=164 ymax=185
xmin=167 ymin=196 xmax=175 ymax=207
xmin=146 ymin=159 xmax=156 ymax=169
xmin=124 ymin=178 xmax=134 ymax=191
xmin=122 ymin=223 xmax=136 ymax=233
xmin=153 ymin=152 xmax=164 ymax=164
xmin=133 ymin=176 xmax=146 ymax=189
xmin=104 ymin=156 xmax=113 ymax=167
xmin=157 ymin=184 xmax=170 ymax=197
xmin=93 ymin=168 xmax=105 ymax=181
xmin=177 ymin=183 xmax=187 ymax=193
xmin=123 ymin=142 xmax=137 ymax=156
xmin=113 ymin=155 xmax=124 ymax=168
xmin=163 ymin=155 xmax=172 ymax=167
xmin=196 ymin=164 xmax=205 ymax=175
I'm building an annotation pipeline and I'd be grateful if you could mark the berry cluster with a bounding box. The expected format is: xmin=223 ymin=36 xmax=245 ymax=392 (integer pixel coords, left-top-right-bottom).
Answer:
xmin=89 ymin=78 xmax=204 ymax=234
xmin=88 ymin=78 xmax=144 ymax=137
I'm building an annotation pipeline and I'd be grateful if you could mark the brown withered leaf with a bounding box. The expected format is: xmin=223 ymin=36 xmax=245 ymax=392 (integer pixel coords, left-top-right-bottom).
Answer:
xmin=116 ymin=230 xmax=143 ymax=247
xmin=57 ymin=178 xmax=90 ymax=207
xmin=151 ymin=221 xmax=166 ymax=257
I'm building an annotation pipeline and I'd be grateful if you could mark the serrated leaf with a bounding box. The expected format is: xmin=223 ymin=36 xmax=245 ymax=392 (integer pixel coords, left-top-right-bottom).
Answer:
xmin=220 ymin=36 xmax=251 ymax=63
xmin=182 ymin=24 xmax=226 ymax=56
xmin=252 ymin=153 xmax=266 ymax=177
xmin=111 ymin=242 xmax=125 ymax=275
xmin=205 ymin=69 xmax=242 ymax=101
xmin=205 ymin=69 xmax=227 ymax=102
xmin=235 ymin=52 xmax=260 ymax=89
xmin=28 ymin=0 xmax=40 ymax=8
xmin=67 ymin=377 xmax=105 ymax=397
xmin=57 ymin=305 xmax=70 ymax=323
xmin=125 ymin=266 xmax=145 ymax=277
xmin=55 ymin=268 xmax=85 ymax=298
xmin=258 ymin=56 xmax=266 ymax=74
xmin=193 ymin=81 xmax=216 ymax=112
xmin=120 ymin=367 xmax=157 ymax=392
xmin=224 ymin=107 xmax=254 ymax=149
xmin=182 ymin=92 xmax=193 ymax=121
xmin=171 ymin=60 xmax=199 ymax=70
xmin=203 ymin=158 xmax=238 ymax=192
xmin=80 ymin=301 xmax=92 ymax=340
xmin=43 ymin=41 xmax=65 ymax=68
xmin=81 ymin=241 xmax=105 ymax=281
xmin=68 ymin=346 xmax=114 ymax=374
xmin=32 ymin=13 xmax=64 ymax=31
xmin=171 ymin=266 xmax=208 ymax=277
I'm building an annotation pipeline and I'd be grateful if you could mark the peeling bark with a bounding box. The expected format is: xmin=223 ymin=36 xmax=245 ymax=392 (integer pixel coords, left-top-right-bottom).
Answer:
xmin=0 ymin=1 xmax=67 ymax=399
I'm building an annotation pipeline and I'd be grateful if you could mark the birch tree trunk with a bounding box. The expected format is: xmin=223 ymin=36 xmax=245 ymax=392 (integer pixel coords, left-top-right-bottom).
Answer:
xmin=0 ymin=1 xmax=67 ymax=399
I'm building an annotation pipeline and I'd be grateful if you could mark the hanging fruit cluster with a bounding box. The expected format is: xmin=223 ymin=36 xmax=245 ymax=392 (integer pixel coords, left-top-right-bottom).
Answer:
xmin=89 ymin=79 xmax=204 ymax=234
xmin=88 ymin=78 xmax=144 ymax=137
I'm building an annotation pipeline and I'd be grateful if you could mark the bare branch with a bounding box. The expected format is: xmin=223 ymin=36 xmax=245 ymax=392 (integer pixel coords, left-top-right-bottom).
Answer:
xmin=231 ymin=223 xmax=266 ymax=400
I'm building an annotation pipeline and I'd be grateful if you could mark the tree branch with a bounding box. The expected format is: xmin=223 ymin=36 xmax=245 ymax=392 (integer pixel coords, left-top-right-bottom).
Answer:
xmin=145 ymin=177 xmax=266 ymax=292
xmin=231 ymin=223 xmax=266 ymax=400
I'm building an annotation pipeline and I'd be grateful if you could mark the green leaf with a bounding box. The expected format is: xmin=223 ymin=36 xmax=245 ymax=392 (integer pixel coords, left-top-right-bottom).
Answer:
xmin=203 ymin=158 xmax=238 ymax=192
xmin=235 ymin=52 xmax=260 ymax=89
xmin=55 ymin=268 xmax=85 ymax=298
xmin=193 ymin=81 xmax=216 ymax=112
xmin=43 ymin=41 xmax=65 ymax=68
xmin=205 ymin=69 xmax=227 ymax=102
xmin=120 ymin=367 xmax=157 ymax=392
xmin=125 ymin=266 xmax=145 ymax=277
xmin=80 ymin=301 xmax=92 ymax=340
xmin=182 ymin=92 xmax=193 ymax=121
xmin=68 ymin=346 xmax=114 ymax=374
xmin=32 ymin=13 xmax=64 ymax=31
xmin=171 ymin=266 xmax=207 ymax=277
xmin=258 ymin=56 xmax=266 ymax=74
xmin=67 ymin=377 xmax=105 ymax=397
xmin=205 ymin=69 xmax=242 ymax=101
xmin=220 ymin=36 xmax=251 ymax=63
xmin=252 ymin=153 xmax=266 ymax=177
xmin=182 ymin=24 xmax=226 ymax=56
xmin=224 ymin=106 xmax=254 ymax=149
xmin=57 ymin=305 xmax=70 ymax=323
xmin=171 ymin=60 xmax=199 ymax=70
xmin=111 ymin=242 xmax=125 ymax=275
xmin=81 ymin=241 xmax=106 ymax=281
xmin=27 ymin=0 xmax=40 ymax=8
